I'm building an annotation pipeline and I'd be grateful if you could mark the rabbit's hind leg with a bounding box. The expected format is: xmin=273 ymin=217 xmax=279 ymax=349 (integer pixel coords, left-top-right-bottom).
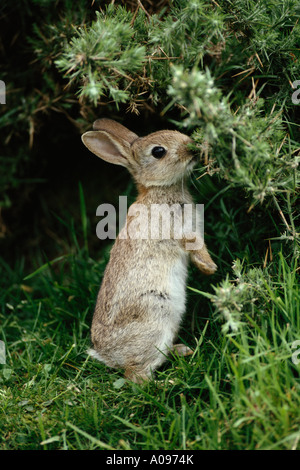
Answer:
xmin=124 ymin=344 xmax=193 ymax=383
xmin=123 ymin=346 xmax=166 ymax=384
xmin=124 ymin=365 xmax=152 ymax=384
xmin=172 ymin=343 xmax=193 ymax=356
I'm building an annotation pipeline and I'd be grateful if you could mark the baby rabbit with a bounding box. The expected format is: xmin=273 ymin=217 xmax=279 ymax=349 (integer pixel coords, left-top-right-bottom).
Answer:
xmin=82 ymin=119 xmax=217 ymax=383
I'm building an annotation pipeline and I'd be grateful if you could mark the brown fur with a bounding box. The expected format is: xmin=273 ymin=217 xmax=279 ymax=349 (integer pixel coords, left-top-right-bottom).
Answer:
xmin=82 ymin=119 xmax=217 ymax=383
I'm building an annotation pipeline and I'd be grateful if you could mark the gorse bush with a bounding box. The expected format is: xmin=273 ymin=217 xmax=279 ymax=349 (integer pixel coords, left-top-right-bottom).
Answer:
xmin=1 ymin=0 xmax=299 ymax=207
xmin=54 ymin=1 xmax=300 ymax=206
xmin=55 ymin=8 xmax=146 ymax=105
xmin=168 ymin=66 xmax=299 ymax=205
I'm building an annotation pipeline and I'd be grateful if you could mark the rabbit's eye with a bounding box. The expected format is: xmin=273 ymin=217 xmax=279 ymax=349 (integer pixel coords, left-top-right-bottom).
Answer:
xmin=151 ymin=146 xmax=166 ymax=159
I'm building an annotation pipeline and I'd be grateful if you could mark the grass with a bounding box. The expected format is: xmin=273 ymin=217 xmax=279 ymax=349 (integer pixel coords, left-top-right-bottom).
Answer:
xmin=0 ymin=182 xmax=299 ymax=450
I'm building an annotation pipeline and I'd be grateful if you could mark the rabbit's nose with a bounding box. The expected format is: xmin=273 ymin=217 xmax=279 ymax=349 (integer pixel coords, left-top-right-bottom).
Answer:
xmin=189 ymin=148 xmax=199 ymax=160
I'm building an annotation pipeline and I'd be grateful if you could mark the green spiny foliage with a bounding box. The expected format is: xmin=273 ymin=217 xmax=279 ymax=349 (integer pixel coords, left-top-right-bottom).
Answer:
xmin=194 ymin=254 xmax=299 ymax=334
xmin=167 ymin=66 xmax=299 ymax=205
xmin=52 ymin=0 xmax=300 ymax=206
xmin=55 ymin=1 xmax=227 ymax=107
xmin=55 ymin=7 xmax=146 ymax=106
xmin=1 ymin=0 xmax=299 ymax=207
xmin=53 ymin=0 xmax=300 ymax=112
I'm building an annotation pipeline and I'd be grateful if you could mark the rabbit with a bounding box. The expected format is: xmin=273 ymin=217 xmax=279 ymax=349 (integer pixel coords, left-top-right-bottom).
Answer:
xmin=81 ymin=118 xmax=217 ymax=383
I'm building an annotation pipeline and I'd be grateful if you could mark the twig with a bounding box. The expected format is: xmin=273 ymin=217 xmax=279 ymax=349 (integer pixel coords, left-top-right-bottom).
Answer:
xmin=255 ymin=52 xmax=263 ymax=68
xmin=137 ymin=0 xmax=151 ymax=20
xmin=272 ymin=195 xmax=292 ymax=234
xmin=231 ymin=134 xmax=240 ymax=170
xmin=232 ymin=67 xmax=255 ymax=78
xmin=269 ymin=239 xmax=273 ymax=261
xmin=248 ymin=77 xmax=259 ymax=101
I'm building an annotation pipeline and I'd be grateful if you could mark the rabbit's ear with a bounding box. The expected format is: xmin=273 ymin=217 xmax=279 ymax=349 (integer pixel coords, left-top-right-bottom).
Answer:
xmin=81 ymin=130 xmax=131 ymax=168
xmin=93 ymin=118 xmax=138 ymax=145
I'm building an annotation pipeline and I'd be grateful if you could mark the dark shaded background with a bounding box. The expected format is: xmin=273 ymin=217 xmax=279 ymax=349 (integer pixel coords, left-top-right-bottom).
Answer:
xmin=0 ymin=0 xmax=176 ymax=270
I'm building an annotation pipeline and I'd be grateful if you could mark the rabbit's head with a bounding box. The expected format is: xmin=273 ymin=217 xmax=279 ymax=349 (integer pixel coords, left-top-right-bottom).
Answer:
xmin=82 ymin=119 xmax=196 ymax=187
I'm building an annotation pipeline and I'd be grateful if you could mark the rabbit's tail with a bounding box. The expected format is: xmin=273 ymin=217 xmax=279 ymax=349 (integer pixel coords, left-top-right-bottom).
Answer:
xmin=87 ymin=348 xmax=105 ymax=363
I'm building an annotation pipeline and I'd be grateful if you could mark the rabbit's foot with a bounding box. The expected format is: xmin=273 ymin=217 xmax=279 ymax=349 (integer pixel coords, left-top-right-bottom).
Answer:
xmin=172 ymin=343 xmax=193 ymax=356
xmin=124 ymin=366 xmax=151 ymax=384
xmin=189 ymin=246 xmax=217 ymax=275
